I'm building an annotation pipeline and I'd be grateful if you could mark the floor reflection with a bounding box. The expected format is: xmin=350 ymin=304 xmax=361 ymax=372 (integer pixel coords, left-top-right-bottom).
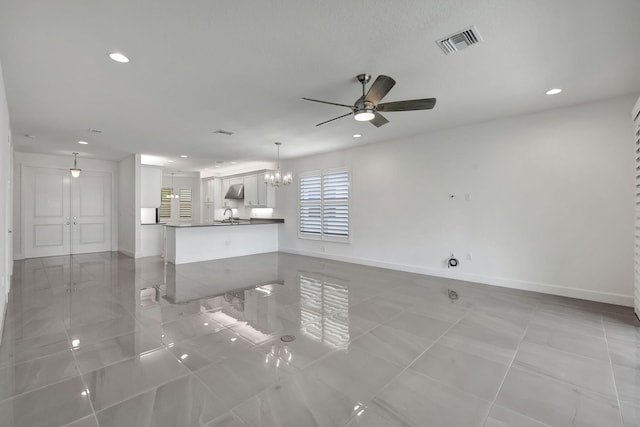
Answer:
xmin=299 ymin=273 xmax=350 ymax=349
xmin=2 ymin=251 xmax=636 ymax=427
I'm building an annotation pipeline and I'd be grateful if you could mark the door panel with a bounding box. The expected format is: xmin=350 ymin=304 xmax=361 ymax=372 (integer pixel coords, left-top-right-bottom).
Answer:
xmin=72 ymin=171 xmax=111 ymax=254
xmin=22 ymin=167 xmax=112 ymax=258
xmin=34 ymin=224 xmax=65 ymax=246
xmin=23 ymin=166 xmax=71 ymax=258
xmin=79 ymin=223 xmax=105 ymax=244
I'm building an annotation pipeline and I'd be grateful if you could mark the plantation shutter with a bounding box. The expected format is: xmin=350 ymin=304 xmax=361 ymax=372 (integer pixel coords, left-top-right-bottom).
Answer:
xmin=299 ymin=174 xmax=322 ymax=237
xmin=323 ymin=171 xmax=349 ymax=239
xmin=634 ymin=96 xmax=640 ymax=318
xmin=159 ymin=188 xmax=171 ymax=219
xmin=179 ymin=187 xmax=192 ymax=219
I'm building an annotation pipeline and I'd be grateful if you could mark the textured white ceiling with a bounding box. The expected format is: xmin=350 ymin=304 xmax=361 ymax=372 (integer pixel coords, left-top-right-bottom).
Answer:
xmin=1 ymin=0 xmax=639 ymax=173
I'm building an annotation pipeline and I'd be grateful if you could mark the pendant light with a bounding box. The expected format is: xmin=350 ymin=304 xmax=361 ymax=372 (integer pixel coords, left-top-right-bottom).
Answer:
xmin=264 ymin=142 xmax=292 ymax=187
xmin=167 ymin=173 xmax=179 ymax=199
xmin=70 ymin=152 xmax=82 ymax=178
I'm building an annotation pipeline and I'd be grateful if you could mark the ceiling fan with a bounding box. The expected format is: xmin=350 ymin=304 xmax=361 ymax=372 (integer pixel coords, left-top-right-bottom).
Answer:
xmin=302 ymin=74 xmax=437 ymax=127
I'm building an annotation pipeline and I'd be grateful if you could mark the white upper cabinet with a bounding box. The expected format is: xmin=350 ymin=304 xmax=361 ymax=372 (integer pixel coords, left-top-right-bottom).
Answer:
xmin=244 ymin=172 xmax=275 ymax=207
xmin=243 ymin=174 xmax=258 ymax=207
xmin=140 ymin=166 xmax=163 ymax=208
xmin=202 ymin=177 xmax=215 ymax=204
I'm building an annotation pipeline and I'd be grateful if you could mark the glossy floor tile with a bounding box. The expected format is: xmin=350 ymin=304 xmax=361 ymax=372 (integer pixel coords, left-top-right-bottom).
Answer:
xmin=0 ymin=251 xmax=638 ymax=426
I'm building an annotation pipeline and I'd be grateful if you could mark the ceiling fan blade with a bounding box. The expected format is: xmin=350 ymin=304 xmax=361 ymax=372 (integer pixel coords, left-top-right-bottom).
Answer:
xmin=315 ymin=112 xmax=353 ymax=127
xmin=377 ymin=98 xmax=437 ymax=112
xmin=369 ymin=112 xmax=389 ymax=128
xmin=365 ymin=75 xmax=396 ymax=105
xmin=302 ymin=97 xmax=353 ymax=109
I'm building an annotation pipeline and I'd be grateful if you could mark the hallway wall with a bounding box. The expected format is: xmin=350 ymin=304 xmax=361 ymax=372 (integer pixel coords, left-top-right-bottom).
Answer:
xmin=0 ymin=60 xmax=11 ymax=340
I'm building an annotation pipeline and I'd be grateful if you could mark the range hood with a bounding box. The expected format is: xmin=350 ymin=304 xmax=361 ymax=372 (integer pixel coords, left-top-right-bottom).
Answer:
xmin=225 ymin=183 xmax=244 ymax=199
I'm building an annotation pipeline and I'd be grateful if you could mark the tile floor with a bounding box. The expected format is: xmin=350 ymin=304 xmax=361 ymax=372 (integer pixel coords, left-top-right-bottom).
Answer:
xmin=0 ymin=251 xmax=639 ymax=427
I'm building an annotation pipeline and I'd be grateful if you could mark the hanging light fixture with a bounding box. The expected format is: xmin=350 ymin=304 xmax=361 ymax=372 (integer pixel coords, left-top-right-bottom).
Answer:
xmin=167 ymin=173 xmax=179 ymax=199
xmin=264 ymin=142 xmax=292 ymax=187
xmin=70 ymin=152 xmax=82 ymax=178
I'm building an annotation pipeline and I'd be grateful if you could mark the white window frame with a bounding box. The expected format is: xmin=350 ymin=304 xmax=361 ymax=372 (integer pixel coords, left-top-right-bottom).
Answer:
xmin=298 ymin=167 xmax=350 ymax=243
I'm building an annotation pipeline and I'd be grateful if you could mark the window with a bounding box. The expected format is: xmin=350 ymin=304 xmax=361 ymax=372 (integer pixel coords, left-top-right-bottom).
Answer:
xmin=178 ymin=187 xmax=192 ymax=219
xmin=159 ymin=186 xmax=192 ymax=221
xmin=159 ymin=188 xmax=171 ymax=219
xmin=299 ymin=168 xmax=349 ymax=242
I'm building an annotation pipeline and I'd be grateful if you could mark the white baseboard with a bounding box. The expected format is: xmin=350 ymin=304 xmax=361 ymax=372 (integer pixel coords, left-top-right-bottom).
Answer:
xmin=280 ymin=248 xmax=634 ymax=307
xmin=118 ymin=248 xmax=135 ymax=258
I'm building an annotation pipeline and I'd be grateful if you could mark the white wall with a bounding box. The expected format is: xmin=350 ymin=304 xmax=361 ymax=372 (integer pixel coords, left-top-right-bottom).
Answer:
xmin=0 ymin=60 xmax=12 ymax=339
xmin=118 ymin=154 xmax=139 ymax=257
xmin=12 ymin=152 xmax=119 ymax=260
xmin=278 ymin=95 xmax=637 ymax=306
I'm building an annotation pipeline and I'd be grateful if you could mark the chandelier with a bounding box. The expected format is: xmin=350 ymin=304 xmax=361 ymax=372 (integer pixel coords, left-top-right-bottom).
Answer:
xmin=264 ymin=142 xmax=292 ymax=187
xmin=166 ymin=173 xmax=179 ymax=199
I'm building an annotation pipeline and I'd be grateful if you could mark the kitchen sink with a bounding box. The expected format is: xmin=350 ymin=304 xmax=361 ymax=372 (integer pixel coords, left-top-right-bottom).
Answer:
xmin=215 ymin=218 xmax=251 ymax=224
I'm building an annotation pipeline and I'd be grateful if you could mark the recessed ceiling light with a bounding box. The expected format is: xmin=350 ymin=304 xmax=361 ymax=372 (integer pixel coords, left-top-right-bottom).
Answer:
xmin=353 ymin=134 xmax=362 ymax=138
xmin=545 ymin=88 xmax=562 ymax=95
xmin=108 ymin=52 xmax=129 ymax=63
xmin=231 ymin=161 xmax=237 ymax=165
xmin=215 ymin=165 xmax=220 ymax=168
xmin=167 ymin=160 xmax=174 ymax=163
xmin=78 ymin=141 xmax=89 ymax=145
xmin=180 ymin=155 xmax=188 ymax=158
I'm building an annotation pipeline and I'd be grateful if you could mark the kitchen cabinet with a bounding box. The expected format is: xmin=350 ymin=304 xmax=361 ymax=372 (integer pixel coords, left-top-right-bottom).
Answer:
xmin=141 ymin=166 xmax=163 ymax=208
xmin=244 ymin=172 xmax=275 ymax=208
xmin=243 ymin=174 xmax=258 ymax=207
xmin=202 ymin=177 xmax=215 ymax=204
xmin=257 ymin=172 xmax=275 ymax=208
xmin=203 ymin=204 xmax=215 ymax=223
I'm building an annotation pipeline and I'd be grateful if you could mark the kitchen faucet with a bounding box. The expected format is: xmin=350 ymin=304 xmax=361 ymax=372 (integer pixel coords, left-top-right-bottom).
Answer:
xmin=223 ymin=207 xmax=234 ymax=224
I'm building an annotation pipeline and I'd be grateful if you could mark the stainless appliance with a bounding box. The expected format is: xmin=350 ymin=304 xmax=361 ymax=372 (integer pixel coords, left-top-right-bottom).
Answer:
xmin=141 ymin=207 xmax=158 ymax=224
xmin=224 ymin=183 xmax=244 ymax=199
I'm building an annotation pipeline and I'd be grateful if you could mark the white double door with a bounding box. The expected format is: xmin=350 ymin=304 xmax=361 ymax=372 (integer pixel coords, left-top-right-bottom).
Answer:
xmin=22 ymin=166 xmax=112 ymax=258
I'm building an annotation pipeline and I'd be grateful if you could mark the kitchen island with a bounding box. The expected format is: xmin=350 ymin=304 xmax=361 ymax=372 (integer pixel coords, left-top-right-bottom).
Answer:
xmin=164 ymin=218 xmax=284 ymax=264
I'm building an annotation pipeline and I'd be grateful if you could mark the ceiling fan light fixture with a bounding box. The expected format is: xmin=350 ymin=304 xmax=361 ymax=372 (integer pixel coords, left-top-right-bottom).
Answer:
xmin=354 ymin=110 xmax=375 ymax=122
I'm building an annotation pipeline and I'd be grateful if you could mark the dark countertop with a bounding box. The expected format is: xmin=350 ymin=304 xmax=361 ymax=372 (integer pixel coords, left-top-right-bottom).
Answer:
xmin=164 ymin=218 xmax=284 ymax=228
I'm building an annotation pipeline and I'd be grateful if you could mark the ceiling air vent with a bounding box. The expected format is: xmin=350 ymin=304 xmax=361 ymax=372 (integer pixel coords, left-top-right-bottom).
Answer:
xmin=436 ymin=25 xmax=483 ymax=55
xmin=213 ymin=129 xmax=234 ymax=136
